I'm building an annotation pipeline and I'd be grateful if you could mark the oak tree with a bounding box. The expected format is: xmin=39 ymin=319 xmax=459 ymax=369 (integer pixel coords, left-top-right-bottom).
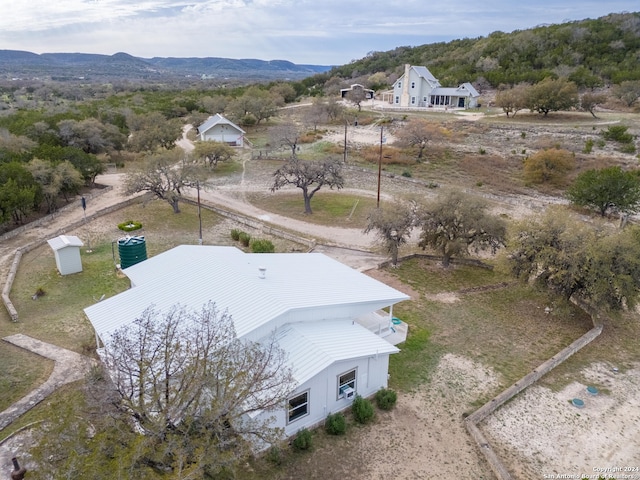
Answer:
xmin=271 ymin=157 xmax=344 ymax=214
xmin=364 ymin=203 xmax=418 ymax=266
xmin=125 ymin=149 xmax=204 ymax=213
xmin=566 ymin=166 xmax=640 ymax=217
xmin=193 ymin=140 xmax=236 ymax=168
xmin=419 ymin=190 xmax=507 ymax=268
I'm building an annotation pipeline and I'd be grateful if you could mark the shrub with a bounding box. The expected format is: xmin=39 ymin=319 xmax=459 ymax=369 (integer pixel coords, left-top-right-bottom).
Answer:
xmin=352 ymin=395 xmax=375 ymax=424
xmin=620 ymin=143 xmax=637 ymax=154
xmin=583 ymin=138 xmax=594 ymax=154
xmin=325 ymin=412 xmax=346 ymax=435
xmin=238 ymin=232 xmax=251 ymax=247
xmin=230 ymin=228 xmax=242 ymax=241
xmin=250 ymin=239 xmax=275 ymax=253
xmin=375 ymin=388 xmax=398 ymax=411
xmin=292 ymin=428 xmax=312 ymax=451
xmin=401 ymin=170 xmax=412 ymax=178
xmin=602 ymin=125 xmax=633 ymax=143
xmin=117 ymin=220 xmax=142 ymax=232
xmin=266 ymin=445 xmax=283 ymax=465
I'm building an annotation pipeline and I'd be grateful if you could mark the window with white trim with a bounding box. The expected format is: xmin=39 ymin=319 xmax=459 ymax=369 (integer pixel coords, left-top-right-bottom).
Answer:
xmin=395 ymin=96 xmax=399 ymax=104
xmin=411 ymin=96 xmax=416 ymax=104
xmin=337 ymin=369 xmax=356 ymax=399
xmin=398 ymin=81 xmax=401 ymax=89
xmin=288 ymin=391 xmax=309 ymax=423
xmin=411 ymin=81 xmax=415 ymax=89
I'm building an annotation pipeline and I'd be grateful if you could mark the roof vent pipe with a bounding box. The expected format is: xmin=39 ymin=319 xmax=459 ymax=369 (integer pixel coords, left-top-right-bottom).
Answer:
xmin=258 ymin=267 xmax=266 ymax=279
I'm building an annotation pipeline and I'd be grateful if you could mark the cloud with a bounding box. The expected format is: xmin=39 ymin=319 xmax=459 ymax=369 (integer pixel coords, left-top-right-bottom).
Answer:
xmin=0 ymin=0 xmax=636 ymax=64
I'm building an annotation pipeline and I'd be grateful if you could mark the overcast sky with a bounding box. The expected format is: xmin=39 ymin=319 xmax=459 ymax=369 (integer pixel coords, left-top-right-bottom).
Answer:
xmin=0 ymin=1 xmax=637 ymax=65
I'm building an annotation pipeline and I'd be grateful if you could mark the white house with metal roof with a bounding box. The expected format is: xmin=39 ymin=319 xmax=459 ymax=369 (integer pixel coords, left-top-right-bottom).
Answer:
xmin=387 ymin=64 xmax=480 ymax=109
xmin=84 ymin=245 xmax=409 ymax=437
xmin=196 ymin=113 xmax=246 ymax=146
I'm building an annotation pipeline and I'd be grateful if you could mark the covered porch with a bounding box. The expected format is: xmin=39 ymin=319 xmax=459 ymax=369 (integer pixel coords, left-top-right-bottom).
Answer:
xmin=355 ymin=310 xmax=408 ymax=346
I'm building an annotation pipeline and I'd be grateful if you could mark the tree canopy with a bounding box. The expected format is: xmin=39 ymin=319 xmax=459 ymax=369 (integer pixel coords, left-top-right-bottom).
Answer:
xmin=418 ymin=190 xmax=507 ymax=267
xmin=271 ymin=157 xmax=344 ymax=214
xmin=125 ymin=149 xmax=205 ymax=213
xmin=364 ymin=203 xmax=418 ymax=266
xmin=507 ymin=209 xmax=640 ymax=310
xmin=566 ymin=166 xmax=640 ymax=217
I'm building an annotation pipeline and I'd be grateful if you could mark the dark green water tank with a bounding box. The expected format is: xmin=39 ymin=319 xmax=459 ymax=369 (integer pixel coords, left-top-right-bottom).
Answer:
xmin=118 ymin=235 xmax=147 ymax=269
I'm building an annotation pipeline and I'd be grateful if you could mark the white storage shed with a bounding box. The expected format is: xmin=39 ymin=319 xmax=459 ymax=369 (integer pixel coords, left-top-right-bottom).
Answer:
xmin=47 ymin=235 xmax=84 ymax=275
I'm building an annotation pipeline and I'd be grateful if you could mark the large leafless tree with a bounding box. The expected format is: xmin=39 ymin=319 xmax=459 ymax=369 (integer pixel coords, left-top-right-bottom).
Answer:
xmin=271 ymin=157 xmax=344 ymax=214
xmin=125 ymin=149 xmax=204 ymax=213
xmin=102 ymin=301 xmax=295 ymax=473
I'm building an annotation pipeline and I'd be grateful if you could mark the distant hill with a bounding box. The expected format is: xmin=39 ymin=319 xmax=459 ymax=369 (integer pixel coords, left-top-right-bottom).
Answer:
xmin=0 ymin=50 xmax=332 ymax=82
xmin=319 ymin=12 xmax=640 ymax=89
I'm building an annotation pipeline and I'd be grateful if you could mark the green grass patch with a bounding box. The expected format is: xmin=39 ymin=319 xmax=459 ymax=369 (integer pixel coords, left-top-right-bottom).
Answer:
xmin=246 ymin=191 xmax=377 ymax=228
xmin=393 ymin=257 xmax=509 ymax=293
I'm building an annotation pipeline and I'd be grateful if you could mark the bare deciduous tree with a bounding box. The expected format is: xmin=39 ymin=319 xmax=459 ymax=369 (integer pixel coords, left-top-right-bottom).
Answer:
xmin=271 ymin=157 xmax=344 ymax=214
xmin=89 ymin=301 xmax=296 ymax=475
xmin=124 ymin=149 xmax=204 ymax=213
xmin=393 ymin=118 xmax=445 ymax=162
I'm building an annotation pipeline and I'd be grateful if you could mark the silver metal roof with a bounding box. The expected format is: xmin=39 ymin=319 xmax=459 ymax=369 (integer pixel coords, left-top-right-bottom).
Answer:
xmin=84 ymin=246 xmax=409 ymax=344
xmin=275 ymin=320 xmax=400 ymax=385
xmin=47 ymin=234 xmax=84 ymax=251
xmin=197 ymin=113 xmax=245 ymax=135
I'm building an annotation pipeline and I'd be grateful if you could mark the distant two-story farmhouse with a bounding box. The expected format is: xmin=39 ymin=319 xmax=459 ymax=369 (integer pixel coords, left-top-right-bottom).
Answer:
xmin=84 ymin=246 xmax=409 ymax=439
xmin=385 ymin=64 xmax=480 ymax=109
xmin=197 ymin=113 xmax=245 ymax=146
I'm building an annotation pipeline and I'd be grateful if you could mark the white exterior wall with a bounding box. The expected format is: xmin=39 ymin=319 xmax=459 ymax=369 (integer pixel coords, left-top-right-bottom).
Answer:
xmin=201 ymin=125 xmax=244 ymax=146
xmin=254 ymin=355 xmax=392 ymax=438
xmin=54 ymin=246 xmax=82 ymax=275
xmin=393 ymin=70 xmax=435 ymax=107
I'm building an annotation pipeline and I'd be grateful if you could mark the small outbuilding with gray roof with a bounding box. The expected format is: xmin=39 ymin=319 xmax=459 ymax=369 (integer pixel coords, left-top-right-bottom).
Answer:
xmin=47 ymin=234 xmax=84 ymax=275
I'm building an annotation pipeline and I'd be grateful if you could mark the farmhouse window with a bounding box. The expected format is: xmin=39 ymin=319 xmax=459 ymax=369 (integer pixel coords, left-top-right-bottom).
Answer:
xmin=411 ymin=81 xmax=415 ymax=89
xmin=411 ymin=96 xmax=416 ymax=105
xmin=288 ymin=391 xmax=309 ymax=423
xmin=395 ymin=96 xmax=399 ymax=104
xmin=337 ymin=369 xmax=357 ymax=399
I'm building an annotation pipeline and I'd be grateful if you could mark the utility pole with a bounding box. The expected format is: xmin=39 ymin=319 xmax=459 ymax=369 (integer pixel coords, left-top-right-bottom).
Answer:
xmin=343 ymin=120 xmax=348 ymax=163
xmin=197 ymin=181 xmax=203 ymax=245
xmin=377 ymin=125 xmax=383 ymax=208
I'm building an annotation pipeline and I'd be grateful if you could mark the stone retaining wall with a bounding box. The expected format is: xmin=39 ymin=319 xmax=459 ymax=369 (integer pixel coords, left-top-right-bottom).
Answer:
xmin=2 ymin=193 xmax=151 ymax=322
xmin=182 ymin=197 xmax=316 ymax=250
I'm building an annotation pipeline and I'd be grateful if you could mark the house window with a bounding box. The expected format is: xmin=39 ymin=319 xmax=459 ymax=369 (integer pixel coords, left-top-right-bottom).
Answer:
xmin=395 ymin=96 xmax=399 ymax=104
xmin=423 ymin=96 xmax=427 ymax=102
xmin=397 ymin=81 xmax=401 ymax=89
xmin=411 ymin=81 xmax=415 ymax=89
xmin=337 ymin=369 xmax=356 ymax=399
xmin=288 ymin=391 xmax=309 ymax=423
xmin=411 ymin=96 xmax=416 ymax=105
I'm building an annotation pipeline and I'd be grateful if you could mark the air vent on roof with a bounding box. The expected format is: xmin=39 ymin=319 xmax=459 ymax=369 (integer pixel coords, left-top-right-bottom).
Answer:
xmin=258 ymin=267 xmax=266 ymax=279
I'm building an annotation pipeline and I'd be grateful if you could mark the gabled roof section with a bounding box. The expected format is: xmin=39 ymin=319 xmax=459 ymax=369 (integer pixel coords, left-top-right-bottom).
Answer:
xmin=47 ymin=234 xmax=84 ymax=251
xmin=197 ymin=113 xmax=245 ymax=135
xmin=276 ymin=321 xmax=399 ymax=385
xmin=84 ymin=247 xmax=409 ymax=344
xmin=458 ymin=82 xmax=480 ymax=97
xmin=412 ymin=66 xmax=439 ymax=83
